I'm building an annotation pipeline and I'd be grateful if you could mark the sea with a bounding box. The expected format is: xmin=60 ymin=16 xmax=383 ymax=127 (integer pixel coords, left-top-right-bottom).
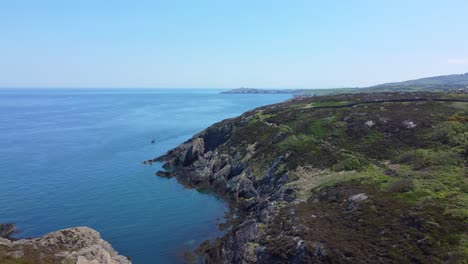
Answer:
xmin=0 ymin=88 xmax=290 ymax=263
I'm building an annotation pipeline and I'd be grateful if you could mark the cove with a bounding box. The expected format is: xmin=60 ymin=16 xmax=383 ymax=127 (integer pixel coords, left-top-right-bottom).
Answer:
xmin=0 ymin=88 xmax=290 ymax=263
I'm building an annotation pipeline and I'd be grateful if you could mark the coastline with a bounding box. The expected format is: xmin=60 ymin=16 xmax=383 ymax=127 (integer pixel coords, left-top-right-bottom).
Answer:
xmin=151 ymin=91 xmax=468 ymax=263
xmin=0 ymin=89 xmax=288 ymax=263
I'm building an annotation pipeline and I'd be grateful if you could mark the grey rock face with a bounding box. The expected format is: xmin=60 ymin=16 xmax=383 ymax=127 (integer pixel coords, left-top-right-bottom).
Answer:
xmin=348 ymin=193 xmax=368 ymax=202
xmin=153 ymin=118 xmax=296 ymax=263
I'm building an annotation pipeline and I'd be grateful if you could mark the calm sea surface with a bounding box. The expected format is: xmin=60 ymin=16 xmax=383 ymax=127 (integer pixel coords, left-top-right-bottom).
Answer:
xmin=0 ymin=89 xmax=290 ymax=263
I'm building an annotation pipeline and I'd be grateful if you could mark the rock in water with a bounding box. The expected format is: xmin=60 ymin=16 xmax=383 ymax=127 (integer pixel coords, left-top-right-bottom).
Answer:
xmin=0 ymin=223 xmax=16 ymax=238
xmin=142 ymin=159 xmax=153 ymax=164
xmin=155 ymin=171 xmax=172 ymax=177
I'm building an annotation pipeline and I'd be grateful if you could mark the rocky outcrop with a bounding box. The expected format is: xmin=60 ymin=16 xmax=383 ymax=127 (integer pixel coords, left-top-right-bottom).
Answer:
xmin=152 ymin=92 xmax=468 ymax=263
xmin=0 ymin=226 xmax=130 ymax=264
xmin=155 ymin=115 xmax=293 ymax=262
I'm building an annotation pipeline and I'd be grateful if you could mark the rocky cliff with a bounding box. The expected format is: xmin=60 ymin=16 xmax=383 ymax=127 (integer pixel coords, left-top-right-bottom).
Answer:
xmin=0 ymin=225 xmax=130 ymax=264
xmin=152 ymin=92 xmax=468 ymax=263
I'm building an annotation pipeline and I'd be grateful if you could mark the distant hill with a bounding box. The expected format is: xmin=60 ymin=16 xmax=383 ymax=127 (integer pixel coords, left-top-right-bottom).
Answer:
xmin=220 ymin=88 xmax=299 ymax=94
xmin=222 ymin=73 xmax=468 ymax=95
xmin=373 ymin=73 xmax=468 ymax=87
xmin=221 ymin=87 xmax=360 ymax=96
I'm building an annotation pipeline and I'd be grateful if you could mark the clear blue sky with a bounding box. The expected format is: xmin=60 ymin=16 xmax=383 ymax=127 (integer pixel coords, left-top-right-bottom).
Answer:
xmin=1 ymin=0 xmax=467 ymax=88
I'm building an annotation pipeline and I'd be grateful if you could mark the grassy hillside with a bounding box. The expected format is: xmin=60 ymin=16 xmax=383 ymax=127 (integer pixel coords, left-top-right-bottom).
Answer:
xmin=155 ymin=92 xmax=468 ymax=263
xmin=375 ymin=73 xmax=468 ymax=87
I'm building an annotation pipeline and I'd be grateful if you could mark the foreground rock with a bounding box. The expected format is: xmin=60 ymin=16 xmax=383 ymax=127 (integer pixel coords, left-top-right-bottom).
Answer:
xmin=0 ymin=226 xmax=131 ymax=264
xmin=153 ymin=92 xmax=468 ymax=263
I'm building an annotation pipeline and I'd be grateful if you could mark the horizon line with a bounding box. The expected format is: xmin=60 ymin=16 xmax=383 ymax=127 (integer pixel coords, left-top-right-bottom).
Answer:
xmin=0 ymin=86 xmax=355 ymax=90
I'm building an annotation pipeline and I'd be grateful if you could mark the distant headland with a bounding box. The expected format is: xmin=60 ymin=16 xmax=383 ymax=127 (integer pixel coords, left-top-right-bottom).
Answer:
xmin=222 ymin=73 xmax=468 ymax=96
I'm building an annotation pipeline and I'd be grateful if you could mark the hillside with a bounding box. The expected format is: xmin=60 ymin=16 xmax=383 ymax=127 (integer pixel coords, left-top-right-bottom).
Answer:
xmin=222 ymin=73 xmax=468 ymax=95
xmin=375 ymin=73 xmax=468 ymax=87
xmin=152 ymin=92 xmax=468 ymax=263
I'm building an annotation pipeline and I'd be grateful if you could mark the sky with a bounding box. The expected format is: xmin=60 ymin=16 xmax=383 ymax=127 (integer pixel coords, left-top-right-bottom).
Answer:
xmin=0 ymin=0 xmax=467 ymax=88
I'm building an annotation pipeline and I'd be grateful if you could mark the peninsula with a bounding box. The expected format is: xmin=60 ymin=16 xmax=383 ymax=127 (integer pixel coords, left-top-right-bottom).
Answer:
xmin=153 ymin=90 xmax=468 ymax=263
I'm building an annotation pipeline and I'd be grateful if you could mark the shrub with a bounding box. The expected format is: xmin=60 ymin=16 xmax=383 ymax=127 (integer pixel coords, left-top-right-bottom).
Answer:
xmin=387 ymin=179 xmax=414 ymax=193
xmin=396 ymin=149 xmax=461 ymax=170
xmin=332 ymin=155 xmax=368 ymax=171
xmin=430 ymin=121 xmax=468 ymax=146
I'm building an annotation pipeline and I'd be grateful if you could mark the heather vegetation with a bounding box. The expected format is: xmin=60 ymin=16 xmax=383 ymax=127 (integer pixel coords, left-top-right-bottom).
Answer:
xmin=156 ymin=92 xmax=468 ymax=263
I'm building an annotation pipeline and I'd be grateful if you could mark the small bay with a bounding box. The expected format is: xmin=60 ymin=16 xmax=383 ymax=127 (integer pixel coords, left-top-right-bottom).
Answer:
xmin=0 ymin=88 xmax=290 ymax=263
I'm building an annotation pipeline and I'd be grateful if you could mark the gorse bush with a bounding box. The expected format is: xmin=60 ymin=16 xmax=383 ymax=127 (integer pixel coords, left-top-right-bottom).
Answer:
xmin=430 ymin=121 xmax=468 ymax=146
xmin=332 ymin=155 xmax=368 ymax=171
xmin=396 ymin=149 xmax=462 ymax=169
xmin=387 ymin=179 xmax=414 ymax=193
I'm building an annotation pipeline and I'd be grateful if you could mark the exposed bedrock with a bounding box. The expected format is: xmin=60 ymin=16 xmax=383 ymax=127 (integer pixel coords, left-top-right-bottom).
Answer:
xmin=153 ymin=92 xmax=468 ymax=263
xmin=0 ymin=226 xmax=131 ymax=264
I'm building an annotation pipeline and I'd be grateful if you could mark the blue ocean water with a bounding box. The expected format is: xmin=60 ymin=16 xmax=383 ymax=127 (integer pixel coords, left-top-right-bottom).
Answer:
xmin=0 ymin=89 xmax=290 ymax=263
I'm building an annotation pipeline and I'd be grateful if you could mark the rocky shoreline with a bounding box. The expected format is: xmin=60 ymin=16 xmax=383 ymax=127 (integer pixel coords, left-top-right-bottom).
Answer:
xmin=151 ymin=92 xmax=468 ymax=263
xmin=0 ymin=224 xmax=131 ymax=264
